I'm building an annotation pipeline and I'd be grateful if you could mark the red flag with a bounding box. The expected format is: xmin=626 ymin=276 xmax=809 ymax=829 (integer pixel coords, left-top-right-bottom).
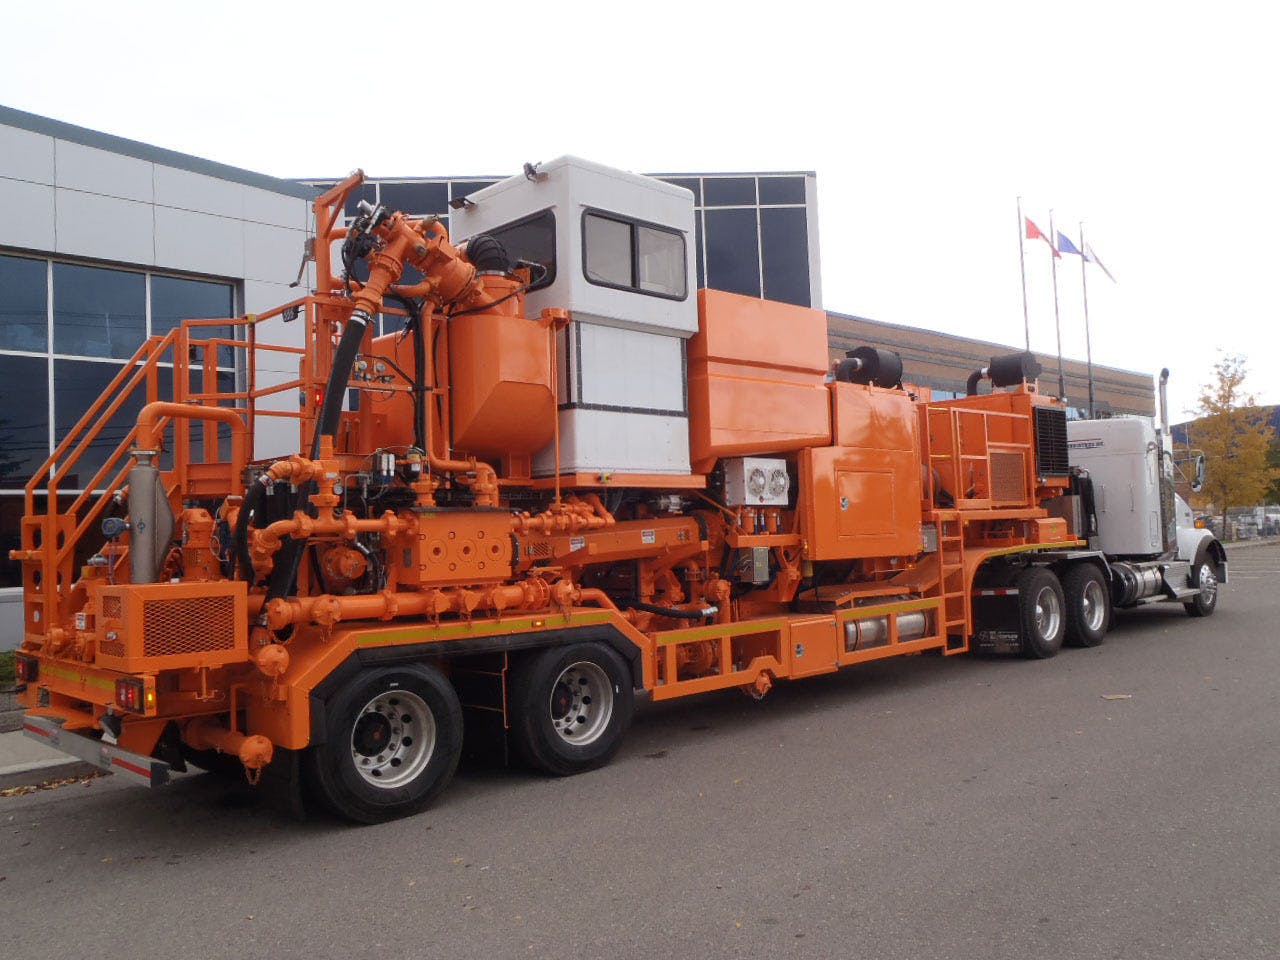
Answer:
xmin=1025 ymin=217 xmax=1061 ymax=258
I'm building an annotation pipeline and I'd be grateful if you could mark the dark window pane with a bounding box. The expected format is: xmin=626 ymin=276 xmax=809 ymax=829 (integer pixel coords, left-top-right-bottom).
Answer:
xmin=343 ymin=181 xmax=377 ymax=218
xmin=659 ymin=177 xmax=702 ymax=205
xmin=53 ymin=360 xmax=139 ymax=490
xmin=704 ymin=208 xmax=760 ymax=297
xmin=0 ymin=354 xmax=49 ymax=488
xmin=53 ymin=263 xmax=145 ymax=359
xmin=761 ymin=207 xmax=811 ymax=306
xmin=378 ymin=182 xmax=450 ymax=217
xmin=703 ymin=177 xmax=756 ymax=207
xmin=758 ymin=176 xmax=807 ymax=205
xmin=151 ymin=275 xmax=236 ymax=367
xmin=450 ymin=180 xmax=498 ymax=201
xmin=0 ymin=254 xmax=48 ymax=352
xmin=695 ymin=213 xmax=705 ymax=289
xmin=487 ymin=210 xmax=557 ymax=290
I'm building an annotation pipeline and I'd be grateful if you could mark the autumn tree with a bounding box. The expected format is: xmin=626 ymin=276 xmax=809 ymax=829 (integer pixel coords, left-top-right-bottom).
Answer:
xmin=1188 ymin=354 xmax=1277 ymax=529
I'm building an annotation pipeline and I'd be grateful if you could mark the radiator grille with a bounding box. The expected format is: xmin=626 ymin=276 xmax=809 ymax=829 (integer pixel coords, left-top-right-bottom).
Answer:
xmin=990 ymin=451 xmax=1026 ymax=502
xmin=102 ymin=595 xmax=122 ymax=620
xmin=99 ymin=639 xmax=125 ymax=658
xmin=1034 ymin=407 xmax=1070 ymax=477
xmin=142 ymin=595 xmax=236 ymax=658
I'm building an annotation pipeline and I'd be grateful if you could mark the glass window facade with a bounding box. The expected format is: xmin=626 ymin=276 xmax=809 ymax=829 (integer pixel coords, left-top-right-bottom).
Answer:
xmin=0 ymin=254 xmax=47 ymax=352
xmin=0 ymin=254 xmax=236 ymax=531
xmin=53 ymin=262 xmax=146 ymax=359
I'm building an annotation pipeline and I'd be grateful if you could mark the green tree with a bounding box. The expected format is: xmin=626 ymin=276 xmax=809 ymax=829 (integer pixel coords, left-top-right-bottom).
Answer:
xmin=1191 ymin=354 xmax=1277 ymax=530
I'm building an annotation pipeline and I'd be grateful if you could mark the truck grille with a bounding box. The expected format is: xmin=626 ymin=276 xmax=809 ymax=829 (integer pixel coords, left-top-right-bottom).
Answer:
xmin=142 ymin=595 xmax=237 ymax=658
xmin=1034 ymin=407 xmax=1069 ymax=477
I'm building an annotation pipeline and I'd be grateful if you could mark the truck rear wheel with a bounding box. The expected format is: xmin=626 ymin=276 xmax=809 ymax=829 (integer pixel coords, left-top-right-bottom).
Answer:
xmin=510 ymin=642 xmax=634 ymax=776
xmin=1017 ymin=567 xmax=1065 ymax=659
xmin=306 ymin=664 xmax=463 ymax=823
xmin=1184 ymin=548 xmax=1219 ymax=618
xmin=1062 ymin=564 xmax=1110 ymax=647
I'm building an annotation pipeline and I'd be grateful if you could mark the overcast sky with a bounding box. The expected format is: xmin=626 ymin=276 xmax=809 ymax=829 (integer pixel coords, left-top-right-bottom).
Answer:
xmin=3 ymin=0 xmax=1276 ymax=418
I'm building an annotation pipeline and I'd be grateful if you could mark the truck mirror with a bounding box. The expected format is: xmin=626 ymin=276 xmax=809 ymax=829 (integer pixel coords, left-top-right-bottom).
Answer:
xmin=1192 ymin=453 xmax=1206 ymax=493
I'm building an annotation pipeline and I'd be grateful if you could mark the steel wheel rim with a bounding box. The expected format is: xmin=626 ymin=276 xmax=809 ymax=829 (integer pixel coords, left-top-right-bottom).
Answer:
xmin=1081 ymin=579 xmax=1106 ymax=632
xmin=1035 ymin=586 xmax=1062 ymax=640
xmin=1198 ymin=563 xmax=1218 ymax=605
xmin=549 ymin=661 xmax=613 ymax=746
xmin=350 ymin=689 xmax=436 ymax=789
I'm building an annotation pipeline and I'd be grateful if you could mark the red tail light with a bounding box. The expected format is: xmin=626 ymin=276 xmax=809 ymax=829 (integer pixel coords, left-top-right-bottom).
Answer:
xmin=15 ymin=653 xmax=38 ymax=683
xmin=115 ymin=677 xmax=145 ymax=713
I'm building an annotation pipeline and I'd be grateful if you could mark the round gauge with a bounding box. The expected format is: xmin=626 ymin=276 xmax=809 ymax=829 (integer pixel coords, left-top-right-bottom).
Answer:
xmin=767 ymin=467 xmax=789 ymax=498
xmin=747 ymin=467 xmax=767 ymax=498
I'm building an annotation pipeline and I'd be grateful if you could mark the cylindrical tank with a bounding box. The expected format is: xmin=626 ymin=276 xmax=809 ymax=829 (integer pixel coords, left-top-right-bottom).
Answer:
xmin=844 ymin=609 xmax=929 ymax=652
xmin=1110 ymin=562 xmax=1165 ymax=606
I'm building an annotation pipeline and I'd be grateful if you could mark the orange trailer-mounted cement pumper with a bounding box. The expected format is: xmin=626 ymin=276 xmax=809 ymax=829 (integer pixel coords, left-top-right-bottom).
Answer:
xmin=9 ymin=158 xmax=1224 ymax=821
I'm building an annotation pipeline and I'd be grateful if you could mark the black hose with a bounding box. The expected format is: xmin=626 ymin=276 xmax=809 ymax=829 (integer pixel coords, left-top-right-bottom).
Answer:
xmin=630 ymin=601 xmax=718 ymax=621
xmin=966 ymin=368 xmax=987 ymax=396
xmin=387 ymin=293 xmax=427 ymax=453
xmin=233 ymin=477 xmax=267 ymax=581
xmin=314 ymin=311 xmax=371 ymax=457
xmin=262 ymin=311 xmax=371 ymax=611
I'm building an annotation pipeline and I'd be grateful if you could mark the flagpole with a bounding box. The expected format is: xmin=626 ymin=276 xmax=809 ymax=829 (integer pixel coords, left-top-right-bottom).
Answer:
xmin=1017 ymin=197 xmax=1030 ymax=351
xmin=1049 ymin=209 xmax=1065 ymax=400
xmin=1079 ymin=222 xmax=1095 ymax=418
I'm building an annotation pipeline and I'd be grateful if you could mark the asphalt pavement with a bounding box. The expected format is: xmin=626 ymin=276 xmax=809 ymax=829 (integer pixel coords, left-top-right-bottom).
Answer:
xmin=2 ymin=543 xmax=1277 ymax=959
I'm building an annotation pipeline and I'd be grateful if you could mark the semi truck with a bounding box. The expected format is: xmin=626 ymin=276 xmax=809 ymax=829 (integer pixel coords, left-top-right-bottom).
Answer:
xmin=10 ymin=158 xmax=1226 ymax=822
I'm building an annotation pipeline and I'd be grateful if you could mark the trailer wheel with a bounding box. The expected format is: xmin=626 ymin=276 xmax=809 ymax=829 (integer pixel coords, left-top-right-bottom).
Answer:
xmin=1016 ymin=567 xmax=1065 ymax=659
xmin=1062 ymin=564 xmax=1110 ymax=647
xmin=510 ymin=642 xmax=634 ymax=776
xmin=306 ymin=664 xmax=463 ymax=823
xmin=1184 ymin=548 xmax=1219 ymax=618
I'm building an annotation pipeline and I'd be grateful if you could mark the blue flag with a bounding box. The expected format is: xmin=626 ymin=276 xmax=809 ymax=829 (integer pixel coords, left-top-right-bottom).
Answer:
xmin=1056 ymin=231 xmax=1082 ymax=256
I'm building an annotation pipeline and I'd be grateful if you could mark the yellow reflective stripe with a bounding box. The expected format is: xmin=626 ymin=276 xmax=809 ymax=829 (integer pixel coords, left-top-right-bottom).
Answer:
xmin=354 ymin=610 xmax=617 ymax=647
xmin=41 ymin=664 xmax=115 ymax=692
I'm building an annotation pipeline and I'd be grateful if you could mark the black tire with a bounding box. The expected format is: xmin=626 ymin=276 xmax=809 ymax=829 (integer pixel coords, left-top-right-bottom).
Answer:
xmin=1184 ymin=548 xmax=1220 ymax=618
xmin=510 ymin=642 xmax=635 ymax=776
xmin=305 ymin=664 xmax=463 ymax=823
xmin=1016 ymin=566 xmax=1065 ymax=659
xmin=1062 ymin=564 xmax=1110 ymax=647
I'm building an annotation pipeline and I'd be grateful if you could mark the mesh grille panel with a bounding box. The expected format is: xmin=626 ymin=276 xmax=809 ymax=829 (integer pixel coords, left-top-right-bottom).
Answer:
xmin=142 ymin=595 xmax=236 ymax=658
xmin=1034 ymin=407 xmax=1070 ymax=477
xmin=102 ymin=596 xmax=122 ymax=620
xmin=990 ymin=451 xmax=1026 ymax=502
xmin=99 ymin=640 xmax=125 ymax=658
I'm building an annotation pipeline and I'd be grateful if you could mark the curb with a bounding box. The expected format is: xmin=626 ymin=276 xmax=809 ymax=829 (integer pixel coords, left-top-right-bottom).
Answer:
xmin=1224 ymin=537 xmax=1280 ymax=552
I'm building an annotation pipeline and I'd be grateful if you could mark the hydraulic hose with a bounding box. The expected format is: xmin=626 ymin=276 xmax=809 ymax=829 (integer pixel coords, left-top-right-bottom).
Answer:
xmin=263 ymin=311 xmax=372 ymax=611
xmin=630 ymin=601 xmax=719 ymax=621
xmin=233 ymin=476 xmax=268 ymax=581
xmin=387 ymin=293 xmax=427 ymax=453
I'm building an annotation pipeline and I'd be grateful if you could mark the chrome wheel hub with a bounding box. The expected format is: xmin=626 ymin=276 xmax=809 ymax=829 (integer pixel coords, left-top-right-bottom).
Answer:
xmin=350 ymin=689 xmax=436 ymax=789
xmin=549 ymin=661 xmax=613 ymax=746
xmin=1198 ymin=563 xmax=1218 ymax=605
xmin=1035 ymin=586 xmax=1062 ymax=640
xmin=1081 ymin=580 xmax=1106 ymax=631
